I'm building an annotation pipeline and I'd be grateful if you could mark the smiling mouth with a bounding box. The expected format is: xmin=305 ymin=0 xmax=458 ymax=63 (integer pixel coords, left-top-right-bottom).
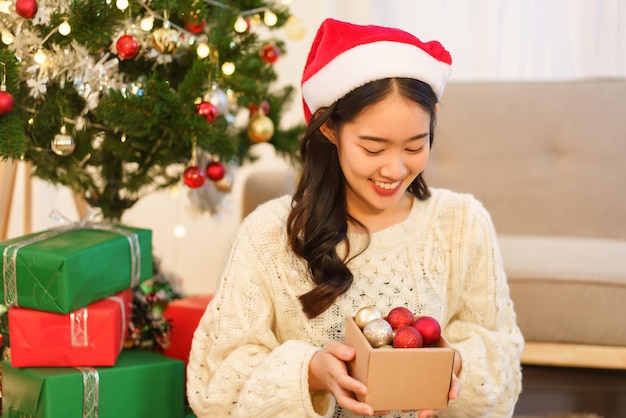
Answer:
xmin=373 ymin=179 xmax=401 ymax=190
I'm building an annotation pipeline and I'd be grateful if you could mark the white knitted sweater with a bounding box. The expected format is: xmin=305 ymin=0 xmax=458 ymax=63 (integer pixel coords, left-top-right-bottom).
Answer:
xmin=187 ymin=189 xmax=524 ymax=418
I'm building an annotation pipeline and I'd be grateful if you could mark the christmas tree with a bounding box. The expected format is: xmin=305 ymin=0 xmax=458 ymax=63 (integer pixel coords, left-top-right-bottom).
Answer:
xmin=0 ymin=0 xmax=304 ymax=220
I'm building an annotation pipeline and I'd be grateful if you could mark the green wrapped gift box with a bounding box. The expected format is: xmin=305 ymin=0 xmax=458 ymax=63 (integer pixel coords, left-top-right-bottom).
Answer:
xmin=3 ymin=349 xmax=185 ymax=418
xmin=0 ymin=226 xmax=152 ymax=314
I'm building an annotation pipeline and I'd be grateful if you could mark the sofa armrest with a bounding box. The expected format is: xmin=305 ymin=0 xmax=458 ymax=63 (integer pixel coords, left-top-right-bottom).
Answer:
xmin=497 ymin=235 xmax=626 ymax=368
xmin=522 ymin=341 xmax=626 ymax=370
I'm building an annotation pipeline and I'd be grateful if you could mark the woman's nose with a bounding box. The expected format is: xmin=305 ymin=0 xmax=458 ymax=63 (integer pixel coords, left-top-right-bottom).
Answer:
xmin=379 ymin=153 xmax=408 ymax=179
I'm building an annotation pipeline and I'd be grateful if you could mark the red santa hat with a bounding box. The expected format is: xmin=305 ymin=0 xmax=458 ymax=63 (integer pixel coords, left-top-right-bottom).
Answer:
xmin=301 ymin=18 xmax=453 ymax=123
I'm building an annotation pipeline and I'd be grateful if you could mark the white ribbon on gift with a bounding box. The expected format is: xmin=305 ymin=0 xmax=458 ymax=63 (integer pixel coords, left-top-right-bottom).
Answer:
xmin=106 ymin=294 xmax=129 ymax=352
xmin=2 ymin=207 xmax=141 ymax=307
xmin=71 ymin=308 xmax=89 ymax=347
xmin=70 ymin=295 xmax=128 ymax=351
xmin=76 ymin=366 xmax=100 ymax=418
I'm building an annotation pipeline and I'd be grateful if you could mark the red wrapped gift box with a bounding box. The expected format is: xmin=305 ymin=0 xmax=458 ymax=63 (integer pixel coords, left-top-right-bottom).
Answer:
xmin=163 ymin=294 xmax=212 ymax=365
xmin=8 ymin=289 xmax=132 ymax=368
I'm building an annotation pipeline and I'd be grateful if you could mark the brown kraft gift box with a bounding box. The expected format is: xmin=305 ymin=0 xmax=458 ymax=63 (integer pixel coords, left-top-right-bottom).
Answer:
xmin=344 ymin=316 xmax=454 ymax=411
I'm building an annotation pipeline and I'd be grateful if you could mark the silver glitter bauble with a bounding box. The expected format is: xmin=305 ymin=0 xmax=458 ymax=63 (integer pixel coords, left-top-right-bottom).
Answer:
xmin=362 ymin=318 xmax=394 ymax=348
xmin=51 ymin=125 xmax=75 ymax=156
xmin=354 ymin=306 xmax=383 ymax=329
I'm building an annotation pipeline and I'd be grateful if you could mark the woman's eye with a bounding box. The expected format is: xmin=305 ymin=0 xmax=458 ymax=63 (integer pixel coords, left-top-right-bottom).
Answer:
xmin=406 ymin=147 xmax=424 ymax=154
xmin=363 ymin=148 xmax=383 ymax=155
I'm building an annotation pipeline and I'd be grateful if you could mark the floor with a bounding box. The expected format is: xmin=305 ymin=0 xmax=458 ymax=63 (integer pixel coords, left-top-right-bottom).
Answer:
xmin=513 ymin=365 xmax=626 ymax=418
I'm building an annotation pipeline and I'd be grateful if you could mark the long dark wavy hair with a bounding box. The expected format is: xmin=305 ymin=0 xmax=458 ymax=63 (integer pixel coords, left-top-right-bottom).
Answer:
xmin=287 ymin=78 xmax=439 ymax=319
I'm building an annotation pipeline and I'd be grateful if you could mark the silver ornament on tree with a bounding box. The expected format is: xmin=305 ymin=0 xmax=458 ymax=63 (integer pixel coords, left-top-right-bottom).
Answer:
xmin=204 ymin=83 xmax=229 ymax=116
xmin=51 ymin=125 xmax=75 ymax=156
xmin=362 ymin=318 xmax=394 ymax=348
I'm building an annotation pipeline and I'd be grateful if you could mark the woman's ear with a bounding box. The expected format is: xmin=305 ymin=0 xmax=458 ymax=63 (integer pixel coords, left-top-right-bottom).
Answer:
xmin=319 ymin=121 xmax=338 ymax=145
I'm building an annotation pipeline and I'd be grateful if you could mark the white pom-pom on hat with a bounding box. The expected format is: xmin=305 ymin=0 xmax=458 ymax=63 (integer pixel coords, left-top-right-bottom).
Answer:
xmin=301 ymin=18 xmax=452 ymax=123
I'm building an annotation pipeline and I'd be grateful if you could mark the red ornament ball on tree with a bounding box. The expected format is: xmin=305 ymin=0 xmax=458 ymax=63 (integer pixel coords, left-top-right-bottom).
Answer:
xmin=248 ymin=100 xmax=270 ymax=116
xmin=206 ymin=161 xmax=226 ymax=182
xmin=15 ymin=0 xmax=38 ymax=19
xmin=183 ymin=165 xmax=205 ymax=188
xmin=0 ymin=91 xmax=15 ymax=115
xmin=184 ymin=18 xmax=206 ymax=34
xmin=196 ymin=101 xmax=218 ymax=123
xmin=259 ymin=44 xmax=280 ymax=64
xmin=116 ymin=35 xmax=140 ymax=60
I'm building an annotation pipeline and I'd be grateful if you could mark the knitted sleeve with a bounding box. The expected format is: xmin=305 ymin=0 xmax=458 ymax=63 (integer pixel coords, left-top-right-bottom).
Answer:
xmin=186 ymin=203 xmax=335 ymax=418
xmin=440 ymin=195 xmax=524 ymax=418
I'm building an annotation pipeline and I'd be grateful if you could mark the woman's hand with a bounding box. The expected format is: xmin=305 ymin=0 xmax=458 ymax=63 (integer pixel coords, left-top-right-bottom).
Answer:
xmin=309 ymin=341 xmax=377 ymax=416
xmin=309 ymin=338 xmax=462 ymax=417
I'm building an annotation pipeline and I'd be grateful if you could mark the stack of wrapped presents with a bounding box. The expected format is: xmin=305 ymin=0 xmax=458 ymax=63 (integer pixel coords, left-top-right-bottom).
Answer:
xmin=0 ymin=222 xmax=188 ymax=418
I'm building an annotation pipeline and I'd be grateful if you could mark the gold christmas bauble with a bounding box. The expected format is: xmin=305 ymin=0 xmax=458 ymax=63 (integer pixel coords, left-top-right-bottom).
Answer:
xmin=284 ymin=16 xmax=306 ymax=41
xmin=51 ymin=125 xmax=75 ymax=156
xmin=247 ymin=110 xmax=274 ymax=143
xmin=354 ymin=306 xmax=383 ymax=329
xmin=152 ymin=26 xmax=181 ymax=54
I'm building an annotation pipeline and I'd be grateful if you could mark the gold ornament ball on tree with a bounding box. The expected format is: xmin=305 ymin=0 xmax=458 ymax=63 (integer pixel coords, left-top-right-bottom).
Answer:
xmin=152 ymin=25 xmax=181 ymax=54
xmin=247 ymin=110 xmax=274 ymax=143
xmin=51 ymin=125 xmax=75 ymax=156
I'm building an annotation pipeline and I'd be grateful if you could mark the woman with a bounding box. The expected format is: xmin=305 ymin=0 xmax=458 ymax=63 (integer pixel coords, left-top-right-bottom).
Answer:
xmin=187 ymin=18 xmax=524 ymax=418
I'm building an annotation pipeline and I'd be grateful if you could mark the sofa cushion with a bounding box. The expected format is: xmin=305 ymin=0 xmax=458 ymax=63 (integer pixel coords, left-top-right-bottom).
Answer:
xmin=499 ymin=235 xmax=626 ymax=346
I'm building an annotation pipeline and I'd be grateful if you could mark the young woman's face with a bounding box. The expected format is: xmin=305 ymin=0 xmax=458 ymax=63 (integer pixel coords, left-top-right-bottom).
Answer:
xmin=323 ymin=91 xmax=431 ymax=221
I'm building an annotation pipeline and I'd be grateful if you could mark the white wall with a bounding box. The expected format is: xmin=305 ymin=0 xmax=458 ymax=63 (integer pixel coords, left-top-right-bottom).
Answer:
xmin=4 ymin=0 xmax=625 ymax=296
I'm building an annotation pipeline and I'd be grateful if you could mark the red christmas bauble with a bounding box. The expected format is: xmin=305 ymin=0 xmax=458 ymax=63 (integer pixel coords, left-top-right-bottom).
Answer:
xmin=196 ymin=101 xmax=218 ymax=123
xmin=386 ymin=306 xmax=415 ymax=330
xmin=412 ymin=316 xmax=441 ymax=346
xmin=183 ymin=165 xmax=205 ymax=188
xmin=393 ymin=325 xmax=423 ymax=349
xmin=206 ymin=161 xmax=225 ymax=182
xmin=184 ymin=18 xmax=206 ymax=34
xmin=116 ymin=35 xmax=140 ymax=60
xmin=0 ymin=91 xmax=15 ymax=115
xmin=248 ymin=100 xmax=270 ymax=116
xmin=259 ymin=44 xmax=280 ymax=64
xmin=15 ymin=0 xmax=38 ymax=19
